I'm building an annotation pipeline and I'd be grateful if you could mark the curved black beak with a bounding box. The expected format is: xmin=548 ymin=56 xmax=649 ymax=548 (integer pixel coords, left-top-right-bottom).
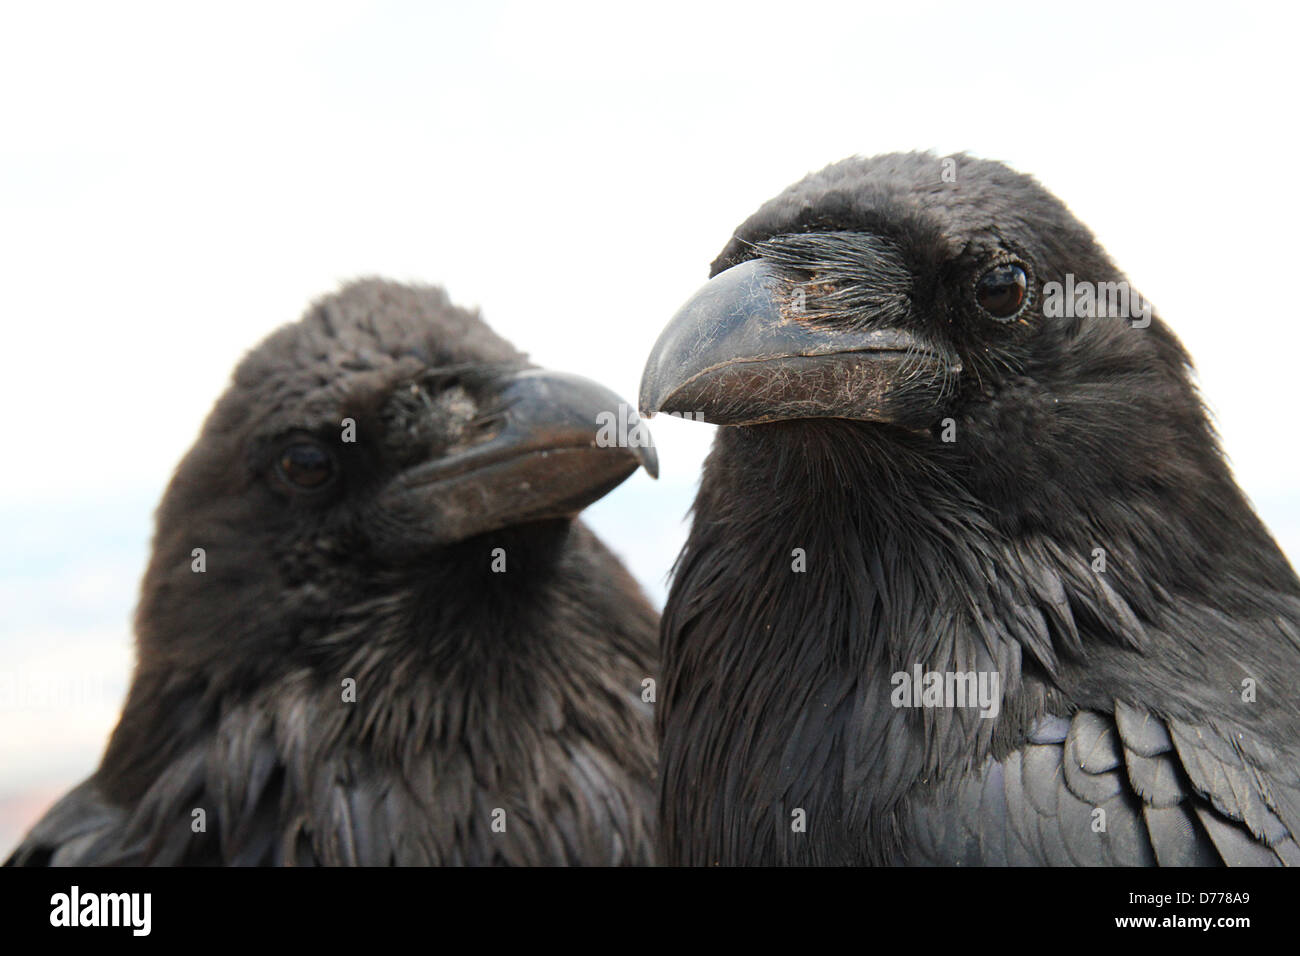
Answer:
xmin=639 ymin=258 xmax=960 ymax=426
xmin=378 ymin=369 xmax=655 ymax=547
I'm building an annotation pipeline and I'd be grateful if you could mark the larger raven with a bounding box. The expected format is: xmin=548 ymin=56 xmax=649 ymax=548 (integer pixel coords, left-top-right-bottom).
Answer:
xmin=641 ymin=152 xmax=1300 ymax=866
xmin=9 ymin=279 xmax=658 ymax=866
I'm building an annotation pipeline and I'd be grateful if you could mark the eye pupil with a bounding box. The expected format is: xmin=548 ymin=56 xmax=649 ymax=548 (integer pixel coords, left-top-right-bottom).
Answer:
xmin=279 ymin=442 xmax=334 ymax=489
xmin=976 ymin=263 xmax=1028 ymax=320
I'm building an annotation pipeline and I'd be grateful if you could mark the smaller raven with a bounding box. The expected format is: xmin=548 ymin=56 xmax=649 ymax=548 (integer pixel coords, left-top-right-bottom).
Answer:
xmin=8 ymin=278 xmax=659 ymax=866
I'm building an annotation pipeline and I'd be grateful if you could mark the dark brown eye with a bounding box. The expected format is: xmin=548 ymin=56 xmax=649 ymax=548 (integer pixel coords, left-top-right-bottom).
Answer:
xmin=975 ymin=263 xmax=1029 ymax=320
xmin=278 ymin=441 xmax=335 ymax=490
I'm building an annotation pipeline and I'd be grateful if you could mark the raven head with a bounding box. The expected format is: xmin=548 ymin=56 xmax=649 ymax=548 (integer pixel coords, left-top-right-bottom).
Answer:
xmin=133 ymin=278 xmax=656 ymax=698
xmin=641 ymin=152 xmax=1266 ymax=545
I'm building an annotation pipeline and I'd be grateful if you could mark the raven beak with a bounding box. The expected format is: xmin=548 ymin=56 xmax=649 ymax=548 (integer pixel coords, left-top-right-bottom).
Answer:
xmin=639 ymin=258 xmax=961 ymax=426
xmin=378 ymin=369 xmax=656 ymax=547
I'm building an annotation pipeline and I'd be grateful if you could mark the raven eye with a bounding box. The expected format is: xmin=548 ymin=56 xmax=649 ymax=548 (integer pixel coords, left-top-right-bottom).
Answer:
xmin=975 ymin=263 xmax=1028 ymax=320
xmin=277 ymin=441 xmax=335 ymax=490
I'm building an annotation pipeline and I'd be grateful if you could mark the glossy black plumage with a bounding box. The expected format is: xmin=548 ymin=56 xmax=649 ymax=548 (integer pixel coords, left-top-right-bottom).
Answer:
xmin=8 ymin=279 xmax=658 ymax=866
xmin=647 ymin=153 xmax=1300 ymax=866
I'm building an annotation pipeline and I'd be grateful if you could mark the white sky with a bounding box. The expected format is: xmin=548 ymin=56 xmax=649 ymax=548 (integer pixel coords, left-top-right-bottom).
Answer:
xmin=1 ymin=0 xmax=1298 ymax=848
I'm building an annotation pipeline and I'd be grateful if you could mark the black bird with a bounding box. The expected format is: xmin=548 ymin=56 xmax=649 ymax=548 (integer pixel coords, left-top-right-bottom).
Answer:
xmin=9 ymin=279 xmax=659 ymax=866
xmin=641 ymin=152 xmax=1300 ymax=866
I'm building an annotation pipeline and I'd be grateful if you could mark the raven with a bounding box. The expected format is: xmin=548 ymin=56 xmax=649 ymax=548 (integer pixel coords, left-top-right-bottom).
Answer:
xmin=641 ymin=152 xmax=1300 ymax=866
xmin=9 ymin=279 xmax=659 ymax=866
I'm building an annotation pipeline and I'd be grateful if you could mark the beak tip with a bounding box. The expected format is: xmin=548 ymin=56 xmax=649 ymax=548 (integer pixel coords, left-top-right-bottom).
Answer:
xmin=636 ymin=382 xmax=657 ymax=420
xmin=638 ymin=376 xmax=677 ymax=421
xmin=634 ymin=423 xmax=659 ymax=479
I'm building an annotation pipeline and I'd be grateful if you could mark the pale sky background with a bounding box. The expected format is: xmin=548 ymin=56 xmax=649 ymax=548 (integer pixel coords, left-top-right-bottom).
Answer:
xmin=2 ymin=1 xmax=1298 ymax=853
